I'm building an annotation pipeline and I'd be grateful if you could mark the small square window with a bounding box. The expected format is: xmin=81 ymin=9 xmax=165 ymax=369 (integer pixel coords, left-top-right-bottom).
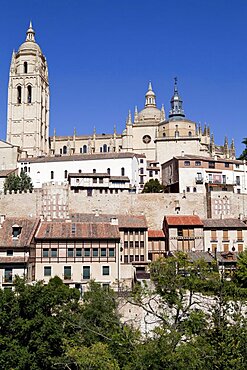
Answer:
xmin=44 ymin=266 xmax=51 ymax=276
xmin=43 ymin=249 xmax=49 ymax=258
xmin=195 ymin=161 xmax=201 ymax=166
xmin=83 ymin=266 xmax=90 ymax=279
xmin=76 ymin=248 xmax=82 ymax=257
xmin=101 ymin=248 xmax=106 ymax=257
xmin=225 ymin=162 xmax=230 ymax=168
xmin=84 ymin=248 xmax=90 ymax=257
xmin=51 ymin=248 xmax=57 ymax=258
xmin=7 ymin=250 xmax=13 ymax=256
xmin=93 ymin=178 xmax=97 ymax=183
xmin=93 ymin=248 xmax=98 ymax=257
xmin=140 ymin=159 xmax=144 ymax=164
xmin=109 ymin=248 xmax=115 ymax=257
xmin=64 ymin=266 xmax=71 ymax=279
xmin=67 ymin=248 xmax=74 ymax=257
xmin=184 ymin=161 xmax=190 ymax=166
xmin=102 ymin=266 xmax=110 ymax=275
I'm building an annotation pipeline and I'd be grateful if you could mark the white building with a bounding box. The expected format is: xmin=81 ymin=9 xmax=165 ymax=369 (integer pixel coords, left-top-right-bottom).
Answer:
xmin=162 ymin=155 xmax=247 ymax=195
xmin=18 ymin=152 xmax=142 ymax=191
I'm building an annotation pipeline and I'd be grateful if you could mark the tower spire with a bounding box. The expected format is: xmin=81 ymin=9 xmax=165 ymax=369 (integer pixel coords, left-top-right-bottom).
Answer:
xmin=145 ymin=81 xmax=156 ymax=108
xmin=169 ymin=77 xmax=185 ymax=119
xmin=26 ymin=21 xmax=35 ymax=42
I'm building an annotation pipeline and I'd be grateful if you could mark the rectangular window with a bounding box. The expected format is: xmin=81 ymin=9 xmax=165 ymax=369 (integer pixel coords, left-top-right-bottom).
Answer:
xmin=140 ymin=168 xmax=144 ymax=174
xmin=237 ymin=230 xmax=243 ymax=241
xmin=76 ymin=248 xmax=82 ymax=257
xmin=211 ymin=230 xmax=217 ymax=241
xmin=135 ymin=241 xmax=139 ymax=248
xmin=4 ymin=268 xmax=13 ymax=283
xmin=93 ymin=248 xmax=98 ymax=257
xmin=236 ymin=176 xmax=240 ymax=185
xmin=130 ymin=241 xmax=134 ymax=248
xmin=124 ymin=255 xmax=128 ymax=263
xmin=64 ymin=266 xmax=71 ymax=280
xmin=184 ymin=161 xmax=190 ymax=166
xmin=208 ymin=161 xmax=215 ymax=169
xmin=109 ymin=248 xmax=115 ymax=257
xmin=83 ymin=266 xmax=90 ymax=279
xmin=99 ymin=178 xmax=103 ymax=184
xmin=149 ymin=171 xmax=153 ymax=177
xmin=101 ymin=248 xmax=107 ymax=257
xmin=140 ymin=241 xmax=144 ymax=248
xmin=130 ymin=255 xmax=134 ymax=262
xmin=222 ymin=175 xmax=226 ymax=184
xmin=223 ymin=230 xmax=228 ymax=241
xmin=135 ymin=255 xmax=139 ymax=261
xmin=44 ymin=266 xmax=51 ymax=276
xmin=140 ymin=255 xmax=145 ymax=261
xmin=7 ymin=250 xmax=13 ymax=256
xmin=67 ymin=248 xmax=74 ymax=257
xmin=224 ymin=162 xmax=230 ymax=168
xmin=195 ymin=161 xmax=201 ymax=166
xmin=43 ymin=248 xmax=49 ymax=258
xmin=51 ymin=248 xmax=57 ymax=258
xmin=93 ymin=177 xmax=97 ymax=184
xmin=84 ymin=248 xmax=90 ymax=257
xmin=124 ymin=241 xmax=128 ymax=248
xmin=236 ymin=164 xmax=240 ymax=169
xmin=102 ymin=266 xmax=110 ymax=276
xmin=87 ymin=189 xmax=93 ymax=197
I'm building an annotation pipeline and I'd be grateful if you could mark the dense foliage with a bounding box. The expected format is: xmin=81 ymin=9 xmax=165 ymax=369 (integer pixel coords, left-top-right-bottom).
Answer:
xmin=4 ymin=172 xmax=33 ymax=193
xmin=0 ymin=254 xmax=247 ymax=369
xmin=238 ymin=137 xmax=247 ymax=160
xmin=142 ymin=179 xmax=164 ymax=193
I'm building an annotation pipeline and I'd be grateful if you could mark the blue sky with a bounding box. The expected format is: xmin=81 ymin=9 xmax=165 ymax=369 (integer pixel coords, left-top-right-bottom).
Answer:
xmin=0 ymin=0 xmax=246 ymax=155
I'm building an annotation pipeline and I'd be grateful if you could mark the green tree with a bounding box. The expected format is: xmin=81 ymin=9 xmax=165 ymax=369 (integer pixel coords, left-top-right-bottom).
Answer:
xmin=142 ymin=179 xmax=164 ymax=193
xmin=238 ymin=138 xmax=247 ymax=160
xmin=234 ymin=249 xmax=247 ymax=287
xmin=4 ymin=172 xmax=33 ymax=193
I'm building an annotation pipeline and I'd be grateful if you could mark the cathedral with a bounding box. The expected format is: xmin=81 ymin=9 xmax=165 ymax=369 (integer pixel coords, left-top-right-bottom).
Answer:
xmin=4 ymin=23 xmax=236 ymax=180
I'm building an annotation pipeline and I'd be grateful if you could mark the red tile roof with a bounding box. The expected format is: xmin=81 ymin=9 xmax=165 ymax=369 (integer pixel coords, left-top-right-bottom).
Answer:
xmin=148 ymin=230 xmax=165 ymax=238
xmin=70 ymin=213 xmax=148 ymax=229
xmin=165 ymin=215 xmax=203 ymax=226
xmin=36 ymin=221 xmax=120 ymax=240
xmin=0 ymin=217 xmax=40 ymax=248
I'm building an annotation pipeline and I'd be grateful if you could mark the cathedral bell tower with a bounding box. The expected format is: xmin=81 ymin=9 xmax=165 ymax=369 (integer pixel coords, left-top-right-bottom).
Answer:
xmin=7 ymin=22 xmax=50 ymax=157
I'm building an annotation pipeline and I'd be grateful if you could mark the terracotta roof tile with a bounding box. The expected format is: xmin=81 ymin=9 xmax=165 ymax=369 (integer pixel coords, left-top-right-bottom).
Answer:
xmin=70 ymin=213 xmax=148 ymax=229
xmin=203 ymin=218 xmax=247 ymax=229
xmin=165 ymin=215 xmax=203 ymax=226
xmin=36 ymin=221 xmax=120 ymax=240
xmin=148 ymin=230 xmax=165 ymax=238
xmin=0 ymin=217 xmax=39 ymax=248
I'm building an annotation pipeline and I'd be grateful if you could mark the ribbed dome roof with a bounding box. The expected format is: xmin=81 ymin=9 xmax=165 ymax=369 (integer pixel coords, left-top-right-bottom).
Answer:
xmin=138 ymin=107 xmax=161 ymax=121
xmin=18 ymin=41 xmax=41 ymax=53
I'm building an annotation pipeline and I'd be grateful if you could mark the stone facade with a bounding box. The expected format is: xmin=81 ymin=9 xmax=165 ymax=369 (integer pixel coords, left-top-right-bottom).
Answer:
xmin=7 ymin=23 xmax=49 ymax=157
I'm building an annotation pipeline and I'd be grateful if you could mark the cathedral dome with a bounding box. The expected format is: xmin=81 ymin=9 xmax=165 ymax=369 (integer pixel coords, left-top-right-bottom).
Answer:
xmin=18 ymin=22 xmax=42 ymax=54
xmin=138 ymin=107 xmax=161 ymax=121
xmin=19 ymin=41 xmax=41 ymax=53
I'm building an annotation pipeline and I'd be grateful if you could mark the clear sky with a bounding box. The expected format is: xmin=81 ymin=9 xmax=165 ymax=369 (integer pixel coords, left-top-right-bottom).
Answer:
xmin=0 ymin=0 xmax=246 ymax=155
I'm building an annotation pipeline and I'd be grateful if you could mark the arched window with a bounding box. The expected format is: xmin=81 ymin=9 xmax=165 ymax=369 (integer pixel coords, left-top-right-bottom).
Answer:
xmin=107 ymin=168 xmax=110 ymax=175
xmin=51 ymin=171 xmax=54 ymax=180
xmin=78 ymin=169 xmax=82 ymax=173
xmin=93 ymin=169 xmax=96 ymax=173
xmin=188 ymin=131 xmax=192 ymax=137
xmin=24 ymin=62 xmax=28 ymax=73
xmin=27 ymin=85 xmax=32 ymax=103
xmin=100 ymin=147 xmax=102 ymax=152
xmin=83 ymin=145 xmax=87 ymax=153
xmin=175 ymin=131 xmax=179 ymax=138
xmin=103 ymin=144 xmax=107 ymax=153
xmin=64 ymin=170 xmax=68 ymax=179
xmin=121 ymin=167 xmax=125 ymax=176
xmin=17 ymin=86 xmax=22 ymax=104
xmin=63 ymin=146 xmax=67 ymax=154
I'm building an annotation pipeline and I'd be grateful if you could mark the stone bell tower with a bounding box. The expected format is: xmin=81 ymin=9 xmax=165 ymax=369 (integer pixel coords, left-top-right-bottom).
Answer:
xmin=7 ymin=22 xmax=50 ymax=157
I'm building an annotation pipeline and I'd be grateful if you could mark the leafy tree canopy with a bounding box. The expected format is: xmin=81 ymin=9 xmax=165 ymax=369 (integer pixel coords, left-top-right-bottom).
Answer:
xmin=4 ymin=171 xmax=33 ymax=193
xmin=142 ymin=179 xmax=164 ymax=193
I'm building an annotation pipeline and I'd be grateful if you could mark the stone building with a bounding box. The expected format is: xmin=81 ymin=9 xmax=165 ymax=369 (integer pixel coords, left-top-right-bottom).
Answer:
xmin=7 ymin=22 xmax=49 ymax=157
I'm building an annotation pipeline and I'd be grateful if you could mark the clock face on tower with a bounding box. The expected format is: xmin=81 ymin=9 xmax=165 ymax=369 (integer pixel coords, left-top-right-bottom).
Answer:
xmin=142 ymin=135 xmax=151 ymax=144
